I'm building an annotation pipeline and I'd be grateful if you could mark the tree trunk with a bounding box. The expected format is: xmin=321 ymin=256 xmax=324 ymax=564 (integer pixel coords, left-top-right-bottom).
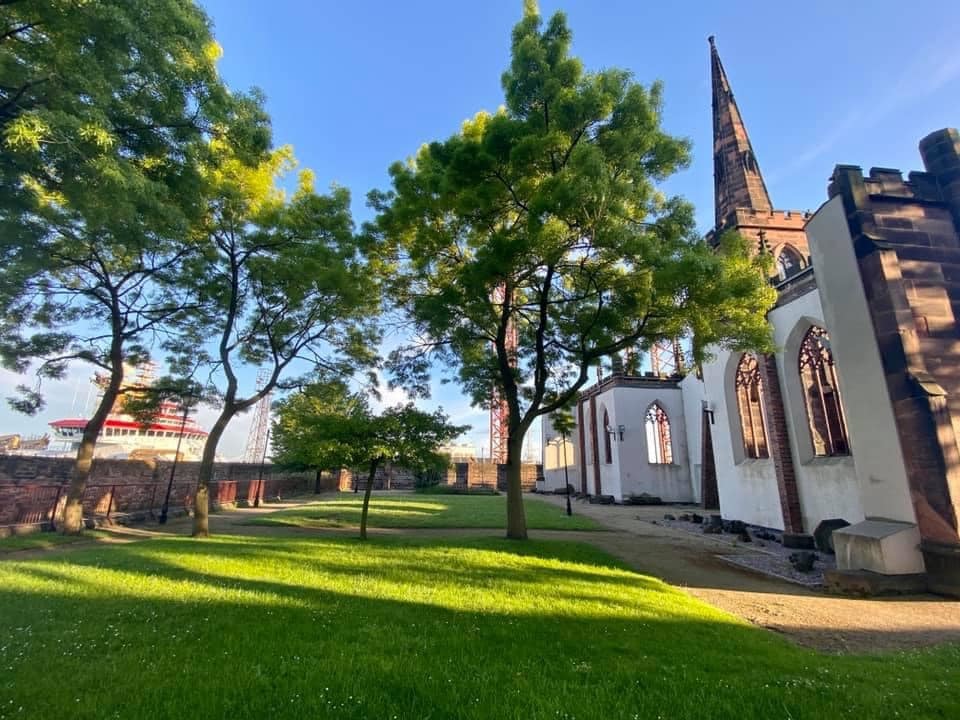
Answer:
xmin=314 ymin=468 xmax=323 ymax=494
xmin=505 ymin=433 xmax=528 ymax=540
xmin=60 ymin=364 xmax=125 ymax=534
xmin=193 ymin=409 xmax=233 ymax=537
xmin=359 ymin=458 xmax=379 ymax=541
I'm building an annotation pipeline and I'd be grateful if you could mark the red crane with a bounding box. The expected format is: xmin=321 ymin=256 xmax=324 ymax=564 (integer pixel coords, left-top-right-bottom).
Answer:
xmin=489 ymin=284 xmax=517 ymax=465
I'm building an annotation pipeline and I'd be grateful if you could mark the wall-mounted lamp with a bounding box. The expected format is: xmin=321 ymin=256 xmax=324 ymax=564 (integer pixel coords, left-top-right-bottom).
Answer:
xmin=605 ymin=424 xmax=626 ymax=442
xmin=701 ymin=400 xmax=715 ymax=425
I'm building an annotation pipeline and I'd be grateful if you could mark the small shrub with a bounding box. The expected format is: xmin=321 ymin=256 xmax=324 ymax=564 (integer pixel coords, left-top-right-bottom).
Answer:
xmin=415 ymin=484 xmax=500 ymax=496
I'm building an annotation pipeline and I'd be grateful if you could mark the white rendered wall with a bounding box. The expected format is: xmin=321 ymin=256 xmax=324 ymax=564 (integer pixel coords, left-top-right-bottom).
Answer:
xmin=805 ymin=196 xmax=916 ymax=525
xmin=700 ymin=284 xmax=863 ymax=531
xmin=768 ymin=286 xmax=864 ymax=532
xmin=540 ymin=415 xmax=580 ymax=493
xmin=680 ymin=374 xmax=706 ymax=504
xmin=608 ymin=384 xmax=693 ymax=502
xmin=701 ymin=350 xmax=783 ymax=528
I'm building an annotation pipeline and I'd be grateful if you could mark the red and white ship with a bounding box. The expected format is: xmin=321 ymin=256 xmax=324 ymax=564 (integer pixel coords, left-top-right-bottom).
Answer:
xmin=48 ymin=364 xmax=208 ymax=461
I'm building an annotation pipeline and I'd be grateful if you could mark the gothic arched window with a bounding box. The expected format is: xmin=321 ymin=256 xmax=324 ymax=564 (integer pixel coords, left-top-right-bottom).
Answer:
xmin=798 ymin=326 xmax=849 ymax=456
xmin=776 ymin=245 xmax=804 ymax=281
xmin=735 ymin=353 xmax=769 ymax=459
xmin=602 ymin=408 xmax=613 ymax=464
xmin=645 ymin=403 xmax=673 ymax=464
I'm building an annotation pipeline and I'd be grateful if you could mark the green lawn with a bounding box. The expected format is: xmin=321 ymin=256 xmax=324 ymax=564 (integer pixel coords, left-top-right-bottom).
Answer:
xmin=0 ymin=534 xmax=957 ymax=719
xmin=249 ymin=493 xmax=601 ymax=531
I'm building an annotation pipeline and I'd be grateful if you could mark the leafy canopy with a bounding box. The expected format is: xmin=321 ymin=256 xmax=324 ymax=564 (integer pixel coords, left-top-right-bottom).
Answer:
xmin=0 ymin=0 xmax=269 ymax=412
xmin=272 ymin=382 xmax=468 ymax=475
xmin=373 ymin=3 xmax=775 ymax=444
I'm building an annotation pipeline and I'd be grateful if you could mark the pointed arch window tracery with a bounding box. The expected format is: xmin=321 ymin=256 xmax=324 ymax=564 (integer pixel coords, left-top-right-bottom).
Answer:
xmin=776 ymin=245 xmax=805 ymax=281
xmin=799 ymin=326 xmax=849 ymax=456
xmin=735 ymin=353 xmax=769 ymax=459
xmin=645 ymin=403 xmax=673 ymax=465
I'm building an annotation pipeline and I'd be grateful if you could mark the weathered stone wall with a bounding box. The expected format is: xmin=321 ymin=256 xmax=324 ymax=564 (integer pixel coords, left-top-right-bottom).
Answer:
xmin=0 ymin=456 xmax=323 ymax=533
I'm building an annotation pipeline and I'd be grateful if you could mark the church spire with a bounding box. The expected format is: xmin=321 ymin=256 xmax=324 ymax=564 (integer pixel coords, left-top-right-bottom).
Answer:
xmin=709 ymin=36 xmax=773 ymax=230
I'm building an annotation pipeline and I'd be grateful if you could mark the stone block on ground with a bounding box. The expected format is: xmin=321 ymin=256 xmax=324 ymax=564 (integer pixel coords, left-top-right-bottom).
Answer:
xmin=588 ymin=494 xmax=616 ymax=505
xmin=789 ymin=551 xmax=818 ymax=572
xmin=824 ymin=568 xmax=928 ymax=596
xmin=722 ymin=519 xmax=746 ymax=534
xmin=622 ymin=493 xmax=663 ymax=506
xmin=920 ymin=540 xmax=960 ymax=598
xmin=782 ymin=533 xmax=816 ymax=550
xmin=814 ymin=518 xmax=850 ymax=554
xmin=834 ymin=520 xmax=925 ymax=575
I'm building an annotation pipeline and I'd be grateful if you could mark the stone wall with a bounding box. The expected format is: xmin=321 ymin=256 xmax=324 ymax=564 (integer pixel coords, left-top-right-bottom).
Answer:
xmin=0 ymin=455 xmax=324 ymax=533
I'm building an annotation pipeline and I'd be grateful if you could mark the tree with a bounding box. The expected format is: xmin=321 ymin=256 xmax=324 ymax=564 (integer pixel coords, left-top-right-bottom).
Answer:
xmin=272 ymin=385 xmax=467 ymax=540
xmin=549 ymin=407 xmax=575 ymax=516
xmin=268 ymin=378 xmax=356 ymax=493
xmin=173 ymin=144 xmax=381 ymax=538
xmin=0 ymin=0 xmax=268 ymax=533
xmin=371 ymin=3 xmax=776 ymax=539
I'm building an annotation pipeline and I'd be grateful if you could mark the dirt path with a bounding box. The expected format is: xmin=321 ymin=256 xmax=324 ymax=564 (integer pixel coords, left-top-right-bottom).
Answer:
xmin=6 ymin=493 xmax=960 ymax=653
xmin=532 ymin=495 xmax=960 ymax=654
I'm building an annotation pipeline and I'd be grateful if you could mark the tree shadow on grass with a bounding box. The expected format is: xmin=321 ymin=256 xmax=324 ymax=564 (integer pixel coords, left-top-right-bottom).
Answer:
xmin=1 ymin=537 xmax=958 ymax=720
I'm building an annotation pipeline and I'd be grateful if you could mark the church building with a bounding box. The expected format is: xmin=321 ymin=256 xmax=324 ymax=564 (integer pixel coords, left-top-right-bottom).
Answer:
xmin=541 ymin=37 xmax=960 ymax=595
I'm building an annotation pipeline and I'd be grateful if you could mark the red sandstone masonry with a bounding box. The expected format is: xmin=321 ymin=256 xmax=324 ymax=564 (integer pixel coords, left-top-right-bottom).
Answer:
xmin=758 ymin=354 xmax=804 ymax=533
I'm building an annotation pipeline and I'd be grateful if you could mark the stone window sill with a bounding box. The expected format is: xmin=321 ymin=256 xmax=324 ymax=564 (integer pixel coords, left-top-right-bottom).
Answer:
xmin=800 ymin=454 xmax=854 ymax=467
xmin=734 ymin=457 xmax=773 ymax=467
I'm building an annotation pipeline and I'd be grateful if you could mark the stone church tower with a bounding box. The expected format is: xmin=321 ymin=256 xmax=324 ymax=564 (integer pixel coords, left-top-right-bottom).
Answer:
xmin=705 ymin=38 xmax=813 ymax=538
xmin=707 ymin=37 xmax=809 ymax=268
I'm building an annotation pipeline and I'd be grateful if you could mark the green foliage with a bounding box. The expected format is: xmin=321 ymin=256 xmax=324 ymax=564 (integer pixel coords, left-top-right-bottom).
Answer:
xmin=0 ymin=0 xmax=269 ymax=412
xmin=549 ymin=406 xmax=576 ymax=439
xmin=1 ymin=534 xmax=957 ymax=719
xmin=272 ymin=382 xmax=467 ymax=476
xmin=160 ymin=141 xmax=382 ymax=535
xmin=371 ymin=5 xmax=776 ymax=538
xmin=414 ymin=484 xmax=500 ymax=496
xmin=413 ymin=467 xmax=444 ymax=488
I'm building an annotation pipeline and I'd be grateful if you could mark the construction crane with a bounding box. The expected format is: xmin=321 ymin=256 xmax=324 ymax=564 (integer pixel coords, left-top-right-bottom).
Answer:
xmin=243 ymin=369 xmax=272 ymax=464
xmin=489 ymin=284 xmax=517 ymax=465
xmin=650 ymin=338 xmax=685 ymax=377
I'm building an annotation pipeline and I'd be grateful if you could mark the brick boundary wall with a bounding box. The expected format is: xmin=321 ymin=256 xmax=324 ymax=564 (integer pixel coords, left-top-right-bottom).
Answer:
xmin=0 ymin=456 xmax=325 ymax=535
xmin=336 ymin=461 xmax=540 ymax=493
xmin=2 ymin=456 xmax=544 ymax=535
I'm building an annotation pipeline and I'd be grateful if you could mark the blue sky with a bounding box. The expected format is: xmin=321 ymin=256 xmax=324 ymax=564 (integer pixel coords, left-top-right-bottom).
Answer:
xmin=2 ymin=0 xmax=958 ymax=459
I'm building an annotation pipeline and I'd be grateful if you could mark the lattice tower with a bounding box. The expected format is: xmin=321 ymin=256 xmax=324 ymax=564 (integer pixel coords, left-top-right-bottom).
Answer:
xmin=650 ymin=338 xmax=685 ymax=377
xmin=489 ymin=284 xmax=517 ymax=465
xmin=243 ymin=369 xmax=272 ymax=463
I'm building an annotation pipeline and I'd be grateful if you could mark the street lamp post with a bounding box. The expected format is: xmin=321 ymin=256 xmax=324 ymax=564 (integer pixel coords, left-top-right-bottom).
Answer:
xmin=559 ymin=431 xmax=572 ymax=516
xmin=159 ymin=403 xmax=191 ymax=525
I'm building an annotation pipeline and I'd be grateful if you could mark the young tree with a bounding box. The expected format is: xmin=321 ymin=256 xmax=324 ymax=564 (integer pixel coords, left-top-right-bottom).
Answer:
xmin=372 ymin=3 xmax=776 ymax=539
xmin=0 ymin=0 xmax=268 ymax=534
xmin=268 ymin=378 xmax=356 ymax=493
xmin=176 ymin=145 xmax=381 ymax=538
xmin=549 ymin=407 xmax=575 ymax=516
xmin=272 ymin=386 xmax=467 ymax=540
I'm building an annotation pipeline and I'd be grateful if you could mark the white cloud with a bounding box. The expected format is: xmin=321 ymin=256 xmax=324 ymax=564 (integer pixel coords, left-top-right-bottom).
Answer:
xmin=0 ymin=363 xmax=97 ymax=440
xmin=767 ymin=40 xmax=960 ymax=184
